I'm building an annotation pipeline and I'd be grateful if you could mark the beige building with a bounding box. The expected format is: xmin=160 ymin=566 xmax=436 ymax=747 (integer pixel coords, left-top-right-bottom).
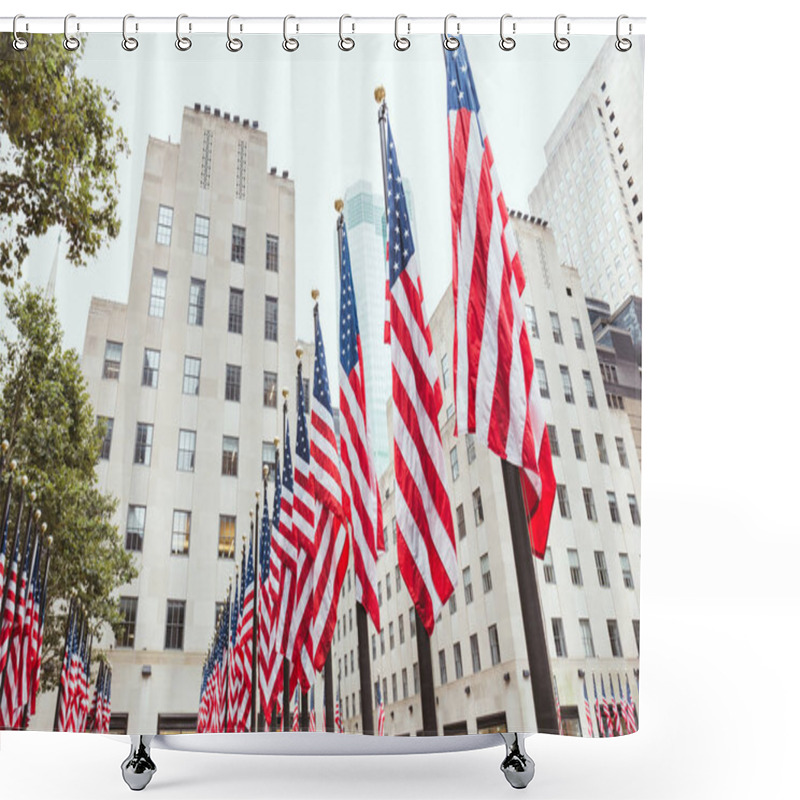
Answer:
xmin=326 ymin=215 xmax=641 ymax=737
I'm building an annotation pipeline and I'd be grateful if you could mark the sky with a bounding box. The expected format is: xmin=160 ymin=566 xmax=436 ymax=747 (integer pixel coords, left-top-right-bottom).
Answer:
xmin=17 ymin=32 xmax=604 ymax=379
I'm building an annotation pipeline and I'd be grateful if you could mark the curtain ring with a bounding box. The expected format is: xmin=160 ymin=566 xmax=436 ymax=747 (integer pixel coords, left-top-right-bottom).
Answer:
xmin=226 ymin=15 xmax=243 ymax=52
xmin=12 ymin=15 xmax=28 ymax=51
xmin=553 ymin=14 xmax=570 ymax=51
xmin=63 ymin=14 xmax=80 ymax=51
xmin=443 ymin=14 xmax=460 ymax=51
xmin=283 ymin=15 xmax=299 ymax=52
xmin=499 ymin=14 xmax=515 ymax=51
xmin=122 ymin=14 xmax=138 ymax=51
xmin=339 ymin=14 xmax=355 ymax=51
xmin=176 ymin=13 xmax=192 ymax=51
xmin=394 ymin=14 xmax=410 ymax=51
xmin=615 ymin=15 xmax=632 ymax=52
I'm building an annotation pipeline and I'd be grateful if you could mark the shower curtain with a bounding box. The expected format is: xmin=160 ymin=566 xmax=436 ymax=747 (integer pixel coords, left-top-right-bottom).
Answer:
xmin=0 ymin=24 xmax=643 ymax=740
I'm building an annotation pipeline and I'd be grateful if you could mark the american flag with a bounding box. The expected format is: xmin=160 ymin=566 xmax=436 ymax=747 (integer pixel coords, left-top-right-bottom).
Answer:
xmin=601 ymin=675 xmax=613 ymax=737
xmin=55 ymin=608 xmax=75 ymax=731
xmin=0 ymin=516 xmax=8 ymax=608
xmin=0 ymin=535 xmax=20 ymax=727
xmin=609 ymin=672 xmax=622 ymax=736
xmin=553 ymin=674 xmax=563 ymax=735
xmin=337 ymin=218 xmax=383 ymax=632
xmin=234 ymin=536 xmax=255 ymax=730
xmin=309 ymin=685 xmax=316 ymax=731
xmin=226 ymin=575 xmax=240 ymax=732
xmin=380 ymin=107 xmax=458 ymax=634
xmin=17 ymin=538 xmax=38 ymax=724
xmin=310 ymin=304 xmax=350 ymax=672
xmin=376 ymin=680 xmax=385 ymax=736
xmin=291 ymin=687 xmax=300 ymax=731
xmin=624 ymin=674 xmax=638 ymax=733
xmin=444 ymin=36 xmax=556 ymax=559
xmin=582 ymin=675 xmax=594 ymax=737
xmin=274 ymin=412 xmax=296 ymax=673
xmin=290 ymin=368 xmax=316 ymax=692
xmin=592 ymin=673 xmax=604 ymax=738
xmin=334 ymin=691 xmax=343 ymax=733
xmin=257 ymin=469 xmax=277 ymax=729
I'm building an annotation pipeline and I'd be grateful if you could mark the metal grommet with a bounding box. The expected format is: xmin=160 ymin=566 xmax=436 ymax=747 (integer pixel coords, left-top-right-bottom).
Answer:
xmin=176 ymin=13 xmax=192 ymax=51
xmin=553 ymin=14 xmax=570 ymax=51
xmin=394 ymin=14 xmax=410 ymax=51
xmin=444 ymin=13 xmax=460 ymax=50
xmin=12 ymin=15 xmax=28 ymax=51
xmin=499 ymin=13 xmax=515 ymax=51
xmin=283 ymin=15 xmax=299 ymax=52
xmin=226 ymin=15 xmax=243 ymax=52
xmin=63 ymin=13 xmax=80 ymax=51
xmin=122 ymin=14 xmax=138 ymax=51
xmin=615 ymin=15 xmax=632 ymax=52
xmin=339 ymin=14 xmax=355 ymax=51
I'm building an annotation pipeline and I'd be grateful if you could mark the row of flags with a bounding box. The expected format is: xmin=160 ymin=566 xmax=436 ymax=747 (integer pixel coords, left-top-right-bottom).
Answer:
xmin=199 ymin=36 xmax=560 ymax=734
xmin=0 ymin=465 xmax=54 ymax=730
xmin=582 ymin=672 xmax=638 ymax=738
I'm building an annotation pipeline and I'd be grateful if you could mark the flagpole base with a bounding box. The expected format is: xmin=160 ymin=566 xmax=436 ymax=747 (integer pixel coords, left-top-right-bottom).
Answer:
xmin=121 ymin=735 xmax=157 ymax=791
xmin=499 ymin=733 xmax=535 ymax=789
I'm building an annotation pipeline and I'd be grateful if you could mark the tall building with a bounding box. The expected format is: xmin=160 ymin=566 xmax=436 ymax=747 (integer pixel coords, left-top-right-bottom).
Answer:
xmin=41 ymin=105 xmax=302 ymax=733
xmin=326 ymin=215 xmax=641 ymax=736
xmin=528 ymin=36 xmax=644 ymax=310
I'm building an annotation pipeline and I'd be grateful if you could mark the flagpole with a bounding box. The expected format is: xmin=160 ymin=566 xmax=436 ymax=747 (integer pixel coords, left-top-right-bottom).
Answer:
xmin=324 ymin=654 xmax=334 ymax=732
xmin=250 ymin=496 xmax=259 ymax=733
xmin=335 ymin=199 xmax=377 ymax=737
xmin=52 ymin=596 xmax=74 ymax=731
xmin=281 ymin=393 xmax=292 ymax=733
xmin=0 ymin=472 xmax=25 ymax=637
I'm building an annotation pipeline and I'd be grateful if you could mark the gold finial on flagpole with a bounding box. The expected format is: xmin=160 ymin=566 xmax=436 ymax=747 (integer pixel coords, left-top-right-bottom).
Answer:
xmin=374 ymin=85 xmax=386 ymax=104
xmin=311 ymin=289 xmax=319 ymax=302
xmin=273 ymin=436 xmax=280 ymax=448
xmin=282 ymin=387 xmax=290 ymax=400
xmin=296 ymin=346 xmax=304 ymax=359
xmin=334 ymin=199 xmax=344 ymax=214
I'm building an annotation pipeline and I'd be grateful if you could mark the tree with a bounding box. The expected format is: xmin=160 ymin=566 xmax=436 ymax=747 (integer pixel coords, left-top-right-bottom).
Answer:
xmin=0 ymin=285 xmax=136 ymax=693
xmin=0 ymin=34 xmax=128 ymax=286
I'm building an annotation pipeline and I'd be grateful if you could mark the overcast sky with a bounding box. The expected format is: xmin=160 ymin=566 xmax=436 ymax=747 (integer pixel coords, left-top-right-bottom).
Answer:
xmin=19 ymin=33 xmax=604 ymax=384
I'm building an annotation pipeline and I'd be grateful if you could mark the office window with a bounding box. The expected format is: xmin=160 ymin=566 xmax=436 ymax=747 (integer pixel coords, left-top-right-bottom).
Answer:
xmin=228 ymin=288 xmax=243 ymax=334
xmin=535 ymin=360 xmax=549 ymax=398
xmin=380 ymin=628 xmax=385 ymax=654
xmin=382 ymin=678 xmax=388 ymax=707
xmin=398 ymin=614 xmax=405 ymax=644
xmin=183 ymin=356 xmax=200 ymax=395
xmin=141 ymin=348 xmax=160 ymax=388
xmin=125 ymin=505 xmax=145 ymax=552
xmin=543 ymin=548 xmax=556 ymax=584
xmin=583 ymin=488 xmax=597 ymax=521
xmin=116 ymin=597 xmax=137 ymax=648
xmin=438 ymin=650 xmax=448 ymax=685
xmin=463 ymin=566 xmax=473 ymax=604
xmin=583 ymin=371 xmax=597 ymax=408
xmin=188 ymin=278 xmax=205 ymax=326
xmin=607 ymin=619 xmax=623 ymax=657
xmin=552 ymin=618 xmax=567 ymax=657
xmin=386 ymin=572 xmax=392 ymax=601
xmin=349 ymin=609 xmax=353 ymax=633
xmin=615 ymin=437 xmax=629 ymax=467
xmin=557 ymin=484 xmax=571 ymax=519
xmin=263 ymin=371 xmax=278 ymax=407
xmin=632 ymin=619 xmax=640 ymax=653
xmin=193 ymin=214 xmax=209 ymax=255
xmin=456 ymin=503 xmax=466 ymax=540
xmin=550 ymin=312 xmax=563 ymax=344
xmin=449 ymin=593 xmax=457 ymax=614
xmin=480 ymin=553 xmax=492 ymax=593
xmin=165 ymin=600 xmax=186 ymax=650
xmin=607 ymin=491 xmax=621 ymax=523
xmin=441 ymin=352 xmax=450 ymax=390
xmin=595 ymin=551 xmax=610 ymax=587
xmin=389 ymin=621 xmax=395 ymax=649
xmin=560 ymin=365 xmax=574 ymax=403
xmin=149 ymin=269 xmax=167 ymax=318
xmin=466 ymin=434 xmax=476 ymax=464
xmin=222 ymin=436 xmax=239 ymax=476
xmin=218 ymin=515 xmax=236 ymax=559
xmin=580 ymin=619 xmax=596 ymax=658
xmin=547 ymin=425 xmax=560 ymax=456
xmin=450 ymin=446 xmax=459 ymax=481
xmin=470 ymin=633 xmax=481 ymax=673
xmin=171 ymin=511 xmax=191 ymax=555
xmin=262 ymin=441 xmax=278 ymax=481
xmin=264 ymin=295 xmax=278 ymax=341
xmin=103 ymin=341 xmax=122 ymax=379
xmin=156 ymin=205 xmax=173 ymax=245
xmin=225 ymin=364 xmax=241 ymax=402
xmin=266 ymin=234 xmax=279 ymax=272
xmin=134 ymin=423 xmax=153 ymax=465
xmin=371 ymin=635 xmax=376 ymax=660
xmin=409 ymin=608 xmax=416 ymax=638
xmin=98 ymin=416 xmax=114 ymax=460
xmin=231 ymin=224 xmax=246 ymax=263
xmin=596 ymin=433 xmax=609 ymax=464
xmin=488 ymin=624 xmax=501 ymax=666
xmin=453 ymin=642 xmax=463 ymax=679
xmin=393 ymin=565 xmax=400 ymax=594
xmin=413 ymin=663 xmax=420 ymax=695
xmin=572 ymin=429 xmax=585 ymax=460
xmin=176 ymin=429 xmax=196 ymax=472
xmin=378 ymin=579 xmax=383 ymax=607
xmin=402 ymin=668 xmax=409 ymax=699
xmin=628 ymin=494 xmax=641 ymax=525
xmin=572 ymin=317 xmax=585 ymax=349
xmin=620 ymin=553 xmax=635 ymax=589
xmin=472 ymin=488 xmax=484 ymax=525
xmin=568 ymin=549 xmax=583 ymax=586
xmin=525 ymin=305 xmax=539 ymax=338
